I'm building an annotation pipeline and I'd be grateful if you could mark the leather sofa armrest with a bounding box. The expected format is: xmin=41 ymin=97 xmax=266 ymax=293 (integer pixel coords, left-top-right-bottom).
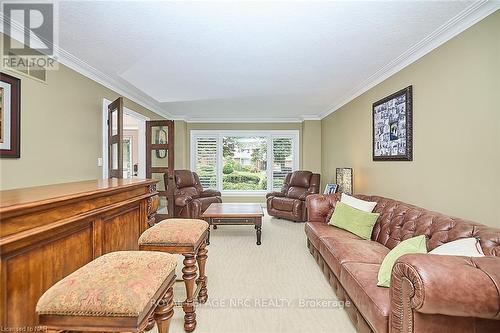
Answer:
xmin=199 ymin=189 xmax=221 ymax=197
xmin=175 ymin=195 xmax=193 ymax=207
xmin=305 ymin=193 xmax=340 ymax=222
xmin=266 ymin=191 xmax=285 ymax=199
xmin=390 ymin=254 xmax=500 ymax=326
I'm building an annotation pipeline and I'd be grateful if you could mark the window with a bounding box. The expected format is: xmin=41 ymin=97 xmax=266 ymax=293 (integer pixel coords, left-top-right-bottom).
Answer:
xmin=191 ymin=130 xmax=299 ymax=193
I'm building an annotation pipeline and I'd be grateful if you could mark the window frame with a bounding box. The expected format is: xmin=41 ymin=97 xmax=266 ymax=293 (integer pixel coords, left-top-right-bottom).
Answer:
xmin=190 ymin=130 xmax=300 ymax=195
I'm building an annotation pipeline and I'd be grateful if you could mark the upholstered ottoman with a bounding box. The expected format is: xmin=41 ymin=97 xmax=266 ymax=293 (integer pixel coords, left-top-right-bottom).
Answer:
xmin=36 ymin=251 xmax=176 ymax=333
xmin=139 ymin=218 xmax=209 ymax=332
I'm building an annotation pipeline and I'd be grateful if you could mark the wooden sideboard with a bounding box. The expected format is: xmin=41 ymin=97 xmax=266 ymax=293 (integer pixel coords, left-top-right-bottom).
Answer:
xmin=0 ymin=178 xmax=159 ymax=329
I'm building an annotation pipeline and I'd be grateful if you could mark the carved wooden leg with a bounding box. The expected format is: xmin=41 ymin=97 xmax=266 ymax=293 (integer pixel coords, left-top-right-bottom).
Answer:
xmin=207 ymin=225 xmax=211 ymax=245
xmin=155 ymin=286 xmax=174 ymax=333
xmin=182 ymin=253 xmax=197 ymax=332
xmin=256 ymin=218 xmax=262 ymax=245
xmin=196 ymin=241 xmax=208 ymax=303
xmin=144 ymin=311 xmax=156 ymax=332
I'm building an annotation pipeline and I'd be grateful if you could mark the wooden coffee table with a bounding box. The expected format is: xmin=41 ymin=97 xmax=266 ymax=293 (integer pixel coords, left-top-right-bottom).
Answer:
xmin=202 ymin=203 xmax=264 ymax=245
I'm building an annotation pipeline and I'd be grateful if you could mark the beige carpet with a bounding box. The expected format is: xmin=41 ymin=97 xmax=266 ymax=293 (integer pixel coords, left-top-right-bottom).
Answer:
xmin=166 ymin=212 xmax=356 ymax=333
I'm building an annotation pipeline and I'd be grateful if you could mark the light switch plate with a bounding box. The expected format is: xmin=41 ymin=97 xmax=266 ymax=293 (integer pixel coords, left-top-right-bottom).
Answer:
xmin=97 ymin=157 xmax=103 ymax=167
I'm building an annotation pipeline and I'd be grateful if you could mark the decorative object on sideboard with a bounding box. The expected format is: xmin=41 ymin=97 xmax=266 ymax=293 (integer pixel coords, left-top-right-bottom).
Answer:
xmin=323 ymin=183 xmax=338 ymax=195
xmin=0 ymin=72 xmax=21 ymax=158
xmin=336 ymin=168 xmax=353 ymax=195
xmin=372 ymin=85 xmax=413 ymax=161
xmin=155 ymin=126 xmax=168 ymax=158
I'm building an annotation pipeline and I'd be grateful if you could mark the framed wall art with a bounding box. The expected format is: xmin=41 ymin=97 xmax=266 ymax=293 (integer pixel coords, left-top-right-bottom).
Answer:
xmin=0 ymin=72 xmax=21 ymax=158
xmin=372 ymin=86 xmax=412 ymax=161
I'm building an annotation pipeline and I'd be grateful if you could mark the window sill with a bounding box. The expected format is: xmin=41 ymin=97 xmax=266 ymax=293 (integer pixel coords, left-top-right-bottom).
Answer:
xmin=221 ymin=191 xmax=268 ymax=196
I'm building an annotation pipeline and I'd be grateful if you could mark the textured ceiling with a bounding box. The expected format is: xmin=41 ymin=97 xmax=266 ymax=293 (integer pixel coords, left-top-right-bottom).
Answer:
xmin=52 ymin=1 xmax=480 ymax=121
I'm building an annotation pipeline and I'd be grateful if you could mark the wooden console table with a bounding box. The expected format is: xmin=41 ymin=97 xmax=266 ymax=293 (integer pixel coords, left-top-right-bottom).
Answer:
xmin=0 ymin=178 xmax=159 ymax=329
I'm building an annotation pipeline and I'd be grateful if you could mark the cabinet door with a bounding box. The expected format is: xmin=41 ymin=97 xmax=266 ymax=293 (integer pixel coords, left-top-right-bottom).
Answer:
xmin=101 ymin=205 xmax=141 ymax=254
xmin=108 ymin=97 xmax=124 ymax=178
xmin=146 ymin=120 xmax=174 ymax=221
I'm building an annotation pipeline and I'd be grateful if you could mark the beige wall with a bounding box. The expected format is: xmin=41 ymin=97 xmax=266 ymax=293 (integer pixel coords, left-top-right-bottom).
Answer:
xmin=0 ymin=52 xmax=165 ymax=190
xmin=302 ymin=120 xmax=322 ymax=174
xmin=174 ymin=120 xmax=188 ymax=170
xmin=321 ymin=12 xmax=500 ymax=227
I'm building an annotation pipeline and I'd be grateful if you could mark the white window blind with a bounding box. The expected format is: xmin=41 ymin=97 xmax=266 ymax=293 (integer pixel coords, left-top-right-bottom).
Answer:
xmin=194 ymin=136 xmax=218 ymax=188
xmin=191 ymin=131 xmax=298 ymax=193
xmin=272 ymin=137 xmax=294 ymax=190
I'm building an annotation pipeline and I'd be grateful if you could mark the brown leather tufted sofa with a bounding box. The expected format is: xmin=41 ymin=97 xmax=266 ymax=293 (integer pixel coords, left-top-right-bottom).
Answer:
xmin=266 ymin=171 xmax=320 ymax=222
xmin=305 ymin=193 xmax=500 ymax=333
xmin=172 ymin=170 xmax=222 ymax=218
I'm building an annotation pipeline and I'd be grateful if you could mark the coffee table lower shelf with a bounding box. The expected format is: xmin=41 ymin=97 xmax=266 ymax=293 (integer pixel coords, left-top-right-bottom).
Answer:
xmin=204 ymin=216 xmax=262 ymax=245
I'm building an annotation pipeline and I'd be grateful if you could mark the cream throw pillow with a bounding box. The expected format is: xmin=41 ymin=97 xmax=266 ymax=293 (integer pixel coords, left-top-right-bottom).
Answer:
xmin=429 ymin=238 xmax=484 ymax=257
xmin=341 ymin=193 xmax=377 ymax=212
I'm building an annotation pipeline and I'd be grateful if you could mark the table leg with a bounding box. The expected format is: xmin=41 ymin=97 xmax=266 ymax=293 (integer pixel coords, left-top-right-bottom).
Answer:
xmin=255 ymin=217 xmax=262 ymax=245
xmin=206 ymin=218 xmax=211 ymax=245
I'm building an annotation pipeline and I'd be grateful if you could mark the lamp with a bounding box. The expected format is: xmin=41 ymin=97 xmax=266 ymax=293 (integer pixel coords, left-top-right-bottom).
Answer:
xmin=336 ymin=168 xmax=353 ymax=195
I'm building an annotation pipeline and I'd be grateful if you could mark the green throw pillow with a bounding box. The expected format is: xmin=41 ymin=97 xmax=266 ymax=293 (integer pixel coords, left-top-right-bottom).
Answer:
xmin=377 ymin=235 xmax=427 ymax=287
xmin=328 ymin=202 xmax=379 ymax=240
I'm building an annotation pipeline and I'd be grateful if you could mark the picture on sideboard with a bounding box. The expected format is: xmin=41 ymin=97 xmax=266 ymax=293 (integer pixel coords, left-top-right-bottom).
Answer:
xmin=324 ymin=183 xmax=338 ymax=195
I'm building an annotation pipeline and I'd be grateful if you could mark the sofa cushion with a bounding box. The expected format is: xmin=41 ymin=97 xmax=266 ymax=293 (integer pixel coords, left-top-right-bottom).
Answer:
xmin=340 ymin=262 xmax=390 ymax=333
xmin=319 ymin=235 xmax=390 ymax=276
xmin=305 ymin=222 xmax=361 ymax=250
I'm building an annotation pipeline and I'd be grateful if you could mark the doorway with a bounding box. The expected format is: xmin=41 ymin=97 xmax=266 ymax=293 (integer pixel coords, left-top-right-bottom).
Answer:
xmin=101 ymin=98 xmax=149 ymax=179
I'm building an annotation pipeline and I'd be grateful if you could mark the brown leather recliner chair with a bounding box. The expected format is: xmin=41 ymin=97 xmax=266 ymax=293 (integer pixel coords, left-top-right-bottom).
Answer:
xmin=266 ymin=171 xmax=320 ymax=222
xmin=172 ymin=170 xmax=222 ymax=218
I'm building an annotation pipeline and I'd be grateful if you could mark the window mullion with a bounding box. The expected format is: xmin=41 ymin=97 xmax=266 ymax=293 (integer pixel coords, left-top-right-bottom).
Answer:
xmin=267 ymin=134 xmax=273 ymax=192
xmin=217 ymin=134 xmax=223 ymax=192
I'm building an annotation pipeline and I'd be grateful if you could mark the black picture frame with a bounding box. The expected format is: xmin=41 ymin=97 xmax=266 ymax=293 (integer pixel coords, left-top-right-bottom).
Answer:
xmin=0 ymin=72 xmax=21 ymax=158
xmin=372 ymin=86 xmax=412 ymax=161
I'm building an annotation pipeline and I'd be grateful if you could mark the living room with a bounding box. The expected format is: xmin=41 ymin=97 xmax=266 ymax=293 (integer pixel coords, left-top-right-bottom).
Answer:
xmin=0 ymin=2 xmax=499 ymax=333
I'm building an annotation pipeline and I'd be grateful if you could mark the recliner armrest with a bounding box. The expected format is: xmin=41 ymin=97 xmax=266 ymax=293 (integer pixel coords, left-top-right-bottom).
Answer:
xmin=175 ymin=195 xmax=193 ymax=207
xmin=266 ymin=191 xmax=285 ymax=199
xmin=199 ymin=189 xmax=221 ymax=197
xmin=390 ymin=254 xmax=500 ymax=323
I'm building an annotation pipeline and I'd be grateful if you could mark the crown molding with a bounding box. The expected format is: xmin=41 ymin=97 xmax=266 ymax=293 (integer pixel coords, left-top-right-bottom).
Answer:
xmin=0 ymin=13 xmax=178 ymax=120
xmin=185 ymin=117 xmax=304 ymax=123
xmin=318 ymin=0 xmax=500 ymax=119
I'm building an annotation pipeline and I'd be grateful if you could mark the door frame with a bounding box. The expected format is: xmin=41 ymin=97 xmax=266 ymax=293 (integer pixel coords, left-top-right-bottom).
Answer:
xmin=102 ymin=98 xmax=149 ymax=179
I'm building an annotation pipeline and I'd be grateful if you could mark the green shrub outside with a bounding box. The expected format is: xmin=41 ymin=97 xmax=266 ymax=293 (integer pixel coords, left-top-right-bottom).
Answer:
xmin=223 ymin=163 xmax=234 ymax=174
xmin=223 ymin=172 xmax=260 ymax=184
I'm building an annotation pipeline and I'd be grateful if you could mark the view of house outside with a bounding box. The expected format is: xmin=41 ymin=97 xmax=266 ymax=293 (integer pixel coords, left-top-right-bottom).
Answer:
xmin=194 ymin=134 xmax=295 ymax=192
xmin=223 ymin=136 xmax=268 ymax=190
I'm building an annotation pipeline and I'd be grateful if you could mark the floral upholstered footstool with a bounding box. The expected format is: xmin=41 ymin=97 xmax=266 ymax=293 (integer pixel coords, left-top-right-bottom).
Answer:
xmin=138 ymin=218 xmax=209 ymax=333
xmin=36 ymin=251 xmax=177 ymax=333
